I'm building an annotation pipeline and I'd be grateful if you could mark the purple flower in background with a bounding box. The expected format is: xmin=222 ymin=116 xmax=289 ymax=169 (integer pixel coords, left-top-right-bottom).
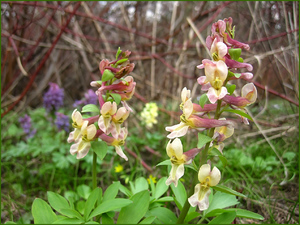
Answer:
xmin=73 ymin=89 xmax=98 ymax=108
xmin=55 ymin=112 xmax=70 ymax=132
xmin=43 ymin=83 xmax=64 ymax=112
xmin=19 ymin=114 xmax=36 ymax=139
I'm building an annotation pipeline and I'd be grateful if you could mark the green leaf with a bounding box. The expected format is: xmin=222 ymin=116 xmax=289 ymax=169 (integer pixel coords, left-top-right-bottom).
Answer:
xmin=101 ymin=213 xmax=114 ymax=224
xmin=148 ymin=207 xmax=177 ymax=224
xmin=226 ymin=84 xmax=236 ymax=95
xmin=103 ymin=181 xmax=120 ymax=202
xmin=59 ymin=208 xmax=83 ymax=220
xmin=208 ymin=211 xmax=236 ymax=224
xmin=88 ymin=198 xmax=133 ymax=220
xmin=117 ymin=190 xmax=150 ymax=224
xmin=155 ymin=196 xmax=174 ymax=203
xmin=47 ymin=192 xmax=70 ymax=213
xmin=223 ymin=109 xmax=253 ymax=121
xmin=197 ymin=133 xmax=212 ymax=149
xmin=132 ymin=177 xmax=148 ymax=194
xmin=96 ymin=80 xmax=102 ymax=85
xmin=110 ymin=93 xmax=121 ymax=105
xmin=237 ymin=57 xmax=244 ymax=63
xmin=116 ymin=58 xmax=128 ymax=65
xmin=116 ymin=47 xmax=122 ymax=59
xmin=234 ymin=73 xmax=242 ymax=78
xmin=119 ymin=184 xmax=132 ymax=197
xmin=32 ymin=198 xmax=57 ymax=224
xmin=92 ymin=141 xmax=108 ymax=160
xmin=154 ymin=177 xmax=169 ymax=199
xmin=170 ymin=180 xmax=186 ymax=211
xmin=76 ymin=200 xmax=85 ymax=215
xmin=199 ymin=93 xmax=209 ymax=108
xmin=85 ymin=221 xmax=101 ymax=224
xmin=211 ymin=185 xmax=246 ymax=198
xmin=84 ymin=187 xmax=102 ymax=221
xmin=149 ymin=176 xmax=156 ymax=197
xmin=102 ymin=69 xmax=115 ymax=82
xmin=81 ymin=104 xmax=99 ymax=113
xmin=139 ymin=216 xmax=156 ymax=224
xmin=156 ymin=159 xmax=171 ymax=167
xmin=227 ymin=70 xmax=235 ymax=78
xmin=77 ymin=184 xmax=91 ymax=200
xmin=4 ymin=222 xmax=17 ymax=224
xmin=228 ymin=48 xmax=241 ymax=61
xmin=205 ymin=208 xmax=264 ymax=220
xmin=283 ymin=152 xmax=296 ymax=161
xmin=205 ymin=191 xmax=239 ymax=215
xmin=52 ymin=217 xmax=84 ymax=224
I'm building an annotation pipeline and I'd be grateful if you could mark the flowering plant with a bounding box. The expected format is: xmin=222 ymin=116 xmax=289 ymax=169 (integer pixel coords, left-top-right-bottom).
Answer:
xmin=160 ymin=17 xmax=261 ymax=223
xmin=28 ymin=19 xmax=264 ymax=224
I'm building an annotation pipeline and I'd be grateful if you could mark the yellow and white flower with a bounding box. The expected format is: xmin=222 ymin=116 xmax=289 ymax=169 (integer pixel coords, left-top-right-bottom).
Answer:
xmin=188 ymin=164 xmax=221 ymax=211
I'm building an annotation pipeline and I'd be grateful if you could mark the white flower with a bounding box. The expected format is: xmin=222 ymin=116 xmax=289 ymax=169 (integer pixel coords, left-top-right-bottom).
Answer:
xmin=188 ymin=164 xmax=221 ymax=211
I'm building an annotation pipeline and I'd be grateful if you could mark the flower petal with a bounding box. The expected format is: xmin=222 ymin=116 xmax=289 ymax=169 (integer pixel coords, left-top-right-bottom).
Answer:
xmin=207 ymin=87 xmax=219 ymax=104
xmin=242 ymin=83 xmax=257 ymax=104
xmin=86 ymin=124 xmax=97 ymax=140
xmin=197 ymin=188 xmax=211 ymax=211
xmin=188 ymin=184 xmax=201 ymax=207
xmin=209 ymin=166 xmax=221 ymax=186
xmin=166 ymin=123 xmax=189 ymax=139
xmin=115 ymin=145 xmax=128 ymax=161
xmin=198 ymin=164 xmax=211 ymax=183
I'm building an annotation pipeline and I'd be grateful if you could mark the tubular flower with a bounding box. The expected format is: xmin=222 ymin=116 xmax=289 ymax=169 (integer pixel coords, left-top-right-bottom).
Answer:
xmin=211 ymin=119 xmax=235 ymax=153
xmin=188 ymin=164 xmax=221 ymax=211
xmin=198 ymin=59 xmax=228 ymax=103
xmin=165 ymin=138 xmax=199 ymax=187
xmin=211 ymin=18 xmax=250 ymax=50
xmin=166 ymin=101 xmax=234 ymax=139
xmin=223 ymin=83 xmax=257 ymax=108
xmin=100 ymin=128 xmax=129 ymax=161
xmin=210 ymin=38 xmax=228 ymax=61
xmin=108 ymin=107 xmax=130 ymax=139
xmin=68 ymin=109 xmax=85 ymax=143
xmin=180 ymin=87 xmax=191 ymax=107
xmin=98 ymin=102 xmax=117 ymax=134
xmin=70 ymin=121 xmax=97 ymax=159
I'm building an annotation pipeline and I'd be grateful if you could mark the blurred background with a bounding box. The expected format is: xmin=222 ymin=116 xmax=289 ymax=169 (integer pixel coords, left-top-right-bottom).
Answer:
xmin=1 ymin=1 xmax=299 ymax=224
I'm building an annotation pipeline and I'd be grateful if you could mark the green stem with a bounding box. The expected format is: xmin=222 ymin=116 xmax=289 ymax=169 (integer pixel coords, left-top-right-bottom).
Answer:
xmin=176 ymin=99 xmax=223 ymax=224
xmin=92 ymin=151 xmax=97 ymax=190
